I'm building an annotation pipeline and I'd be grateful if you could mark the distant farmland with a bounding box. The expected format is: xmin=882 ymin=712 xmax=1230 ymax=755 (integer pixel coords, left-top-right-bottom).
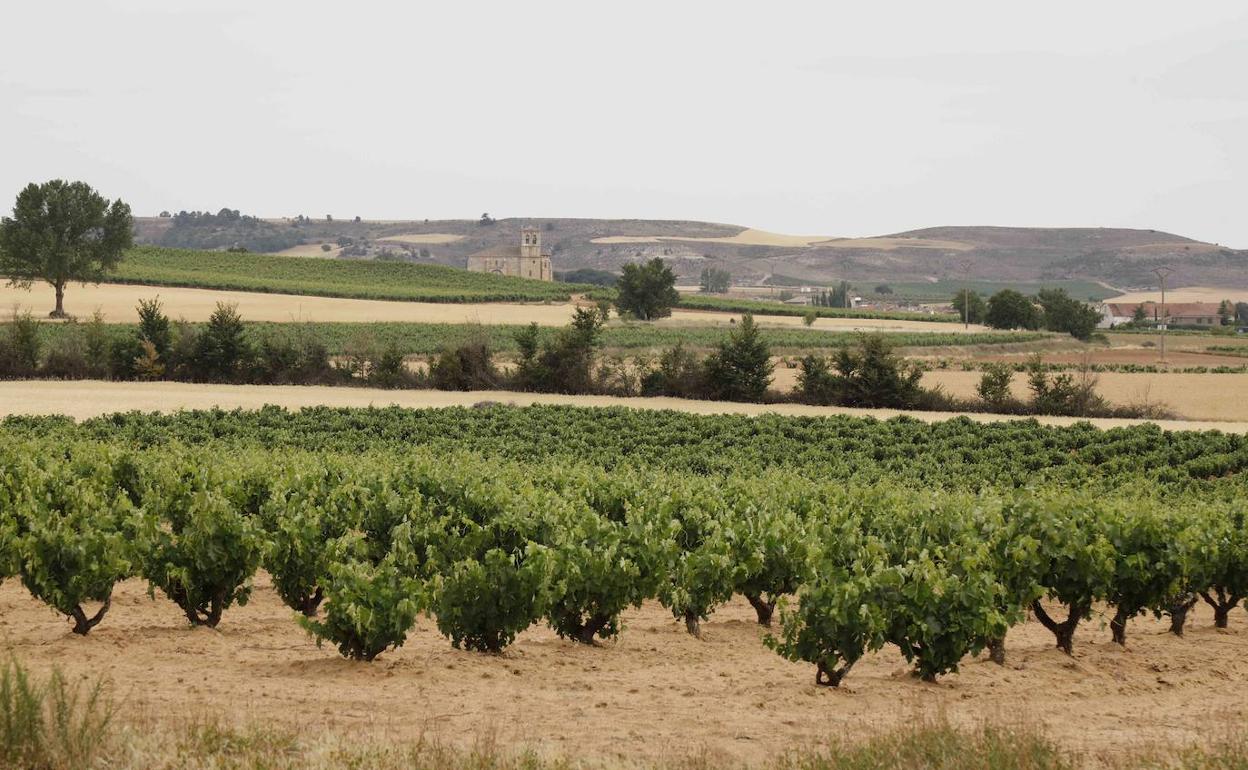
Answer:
xmin=109 ymin=246 xmax=586 ymax=303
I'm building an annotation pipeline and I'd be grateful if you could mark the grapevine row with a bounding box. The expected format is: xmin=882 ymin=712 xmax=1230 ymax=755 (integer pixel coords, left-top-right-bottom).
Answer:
xmin=2 ymin=440 xmax=1244 ymax=686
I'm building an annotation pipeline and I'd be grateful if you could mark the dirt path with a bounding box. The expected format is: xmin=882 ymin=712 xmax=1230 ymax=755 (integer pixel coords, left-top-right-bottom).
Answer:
xmin=0 ymin=283 xmax=988 ymax=332
xmin=1 ymin=380 xmax=1245 ymax=433
xmin=1 ymin=576 xmax=1243 ymax=766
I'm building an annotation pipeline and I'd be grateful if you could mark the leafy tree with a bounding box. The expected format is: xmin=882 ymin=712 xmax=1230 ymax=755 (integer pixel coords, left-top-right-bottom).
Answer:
xmin=952 ymin=289 xmax=987 ymax=325
xmin=702 ymin=314 xmax=773 ymax=402
xmin=1037 ymin=288 xmax=1100 ymax=340
xmin=874 ymin=284 xmax=893 ymax=295
xmin=0 ymin=180 xmax=133 ymax=317
xmin=1236 ymin=302 xmax=1248 ymax=326
xmin=135 ymin=298 xmax=172 ymax=359
xmin=615 ymin=258 xmax=679 ymax=321
xmin=1132 ymin=304 xmax=1149 ymax=325
xmin=698 ymin=266 xmax=731 ymax=293
xmin=639 ymin=342 xmax=705 ymax=399
xmin=985 ymin=290 xmax=1040 ymax=330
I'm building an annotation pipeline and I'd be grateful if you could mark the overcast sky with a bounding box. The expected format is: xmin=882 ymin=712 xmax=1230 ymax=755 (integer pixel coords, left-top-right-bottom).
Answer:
xmin=2 ymin=2 xmax=1245 ymax=246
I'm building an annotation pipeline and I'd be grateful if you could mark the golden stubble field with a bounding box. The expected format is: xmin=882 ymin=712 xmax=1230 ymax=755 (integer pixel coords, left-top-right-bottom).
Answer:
xmin=1 ymin=574 xmax=1244 ymax=766
xmin=0 ymin=282 xmax=991 ymax=332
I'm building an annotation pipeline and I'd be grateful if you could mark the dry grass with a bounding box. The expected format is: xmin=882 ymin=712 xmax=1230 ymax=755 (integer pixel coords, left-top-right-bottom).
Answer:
xmin=918 ymin=370 xmax=1247 ymax=423
xmin=0 ymin=283 xmax=988 ymax=332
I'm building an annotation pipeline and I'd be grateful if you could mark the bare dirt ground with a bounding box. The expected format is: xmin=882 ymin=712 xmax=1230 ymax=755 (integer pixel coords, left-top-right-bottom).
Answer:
xmin=375 ymin=233 xmax=465 ymax=244
xmin=1 ymin=575 xmax=1243 ymax=766
xmin=591 ymin=230 xmax=971 ymax=251
xmin=0 ymin=283 xmax=991 ymax=332
xmin=2 ymin=380 xmax=1245 ymax=433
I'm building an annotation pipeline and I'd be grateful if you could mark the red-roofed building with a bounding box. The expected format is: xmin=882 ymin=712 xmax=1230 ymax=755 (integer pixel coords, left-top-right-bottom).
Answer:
xmin=1099 ymin=301 xmax=1223 ymax=328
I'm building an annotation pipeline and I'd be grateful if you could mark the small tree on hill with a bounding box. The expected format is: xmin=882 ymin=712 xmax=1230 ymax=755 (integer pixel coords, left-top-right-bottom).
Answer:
xmin=0 ymin=180 xmax=133 ymax=317
xmin=615 ymin=258 xmax=679 ymax=321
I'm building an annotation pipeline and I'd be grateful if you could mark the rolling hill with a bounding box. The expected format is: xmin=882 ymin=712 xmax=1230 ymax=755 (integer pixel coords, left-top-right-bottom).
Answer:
xmin=133 ymin=216 xmax=1248 ymax=292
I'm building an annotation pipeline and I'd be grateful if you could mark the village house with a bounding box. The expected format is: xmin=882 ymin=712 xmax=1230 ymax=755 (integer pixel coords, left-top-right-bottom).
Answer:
xmin=1099 ymin=301 xmax=1224 ymax=328
xmin=466 ymin=226 xmax=553 ymax=281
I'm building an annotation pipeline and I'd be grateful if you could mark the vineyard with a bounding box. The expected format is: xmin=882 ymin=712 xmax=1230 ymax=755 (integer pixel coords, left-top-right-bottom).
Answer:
xmin=2 ymin=406 xmax=1245 ymax=688
xmin=11 ymin=319 xmax=1050 ymax=359
xmin=677 ymin=294 xmax=961 ymax=323
xmin=108 ymin=246 xmax=586 ymax=303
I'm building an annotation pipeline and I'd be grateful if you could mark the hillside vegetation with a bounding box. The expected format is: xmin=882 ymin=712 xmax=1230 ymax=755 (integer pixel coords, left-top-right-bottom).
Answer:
xmin=134 ymin=216 xmax=1248 ymax=290
xmin=109 ymin=246 xmax=584 ymax=303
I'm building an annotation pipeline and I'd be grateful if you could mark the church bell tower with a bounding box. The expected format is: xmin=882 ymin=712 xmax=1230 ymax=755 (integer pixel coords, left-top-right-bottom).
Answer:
xmin=520 ymin=226 xmax=540 ymax=258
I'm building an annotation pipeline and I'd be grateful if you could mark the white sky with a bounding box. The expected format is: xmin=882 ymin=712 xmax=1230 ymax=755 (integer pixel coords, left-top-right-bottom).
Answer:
xmin=2 ymin=1 xmax=1246 ymax=246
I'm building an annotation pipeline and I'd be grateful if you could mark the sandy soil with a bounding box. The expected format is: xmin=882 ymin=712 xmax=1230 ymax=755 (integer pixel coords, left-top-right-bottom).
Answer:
xmin=1 ymin=575 xmax=1243 ymax=766
xmin=0 ymin=283 xmax=990 ymax=333
xmin=1 ymin=380 xmax=1244 ymax=433
xmin=1106 ymin=286 xmax=1248 ymax=304
xmin=375 ymin=233 xmax=465 ymax=244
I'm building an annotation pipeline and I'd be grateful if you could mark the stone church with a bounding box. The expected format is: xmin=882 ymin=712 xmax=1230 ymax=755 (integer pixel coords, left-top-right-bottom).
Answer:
xmin=466 ymin=226 xmax=553 ymax=281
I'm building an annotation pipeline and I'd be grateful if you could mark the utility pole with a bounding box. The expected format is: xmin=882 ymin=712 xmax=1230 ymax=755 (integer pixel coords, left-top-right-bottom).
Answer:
xmin=1151 ymin=266 xmax=1174 ymax=364
xmin=959 ymin=259 xmax=973 ymax=329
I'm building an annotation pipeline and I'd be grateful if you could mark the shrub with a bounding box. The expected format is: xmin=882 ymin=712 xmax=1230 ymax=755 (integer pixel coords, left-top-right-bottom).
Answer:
xmin=430 ymin=547 xmax=553 ymax=652
xmin=429 ymin=340 xmax=501 ymax=391
xmin=191 ymin=302 xmax=252 ymax=382
xmin=39 ymin=323 xmax=91 ymax=380
xmin=135 ymin=458 xmax=264 ymax=627
xmin=796 ymin=334 xmax=924 ymax=408
xmin=1025 ymin=356 xmax=1108 ymax=416
xmin=976 ymin=363 xmax=1015 ymax=410
xmin=365 ymin=344 xmax=411 ymax=389
xmin=510 ymin=308 xmax=604 ymax=394
xmin=639 ymin=343 xmax=705 ymax=399
xmin=701 ymin=313 xmax=773 ymax=402
xmin=300 ymin=539 xmax=421 ymax=661
xmin=15 ymin=452 xmax=136 ymax=634
xmin=0 ymin=311 xmax=42 ymax=377
xmin=545 ymin=485 xmax=672 ymax=643
xmin=261 ymin=459 xmax=368 ymax=616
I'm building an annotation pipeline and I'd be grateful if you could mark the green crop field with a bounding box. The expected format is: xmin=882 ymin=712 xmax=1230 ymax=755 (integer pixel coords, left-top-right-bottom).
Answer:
xmin=677 ymin=294 xmax=961 ymax=322
xmin=108 ymin=246 xmax=587 ymax=303
xmin=1 ymin=405 xmax=1245 ymax=678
